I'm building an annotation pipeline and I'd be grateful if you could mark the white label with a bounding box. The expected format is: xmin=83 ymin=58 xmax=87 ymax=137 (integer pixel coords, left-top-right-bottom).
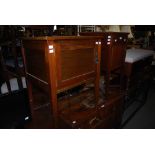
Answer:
xmin=107 ymin=42 xmax=110 ymax=45
xmin=72 ymin=121 xmax=76 ymax=124
xmin=25 ymin=116 xmax=29 ymax=120
xmin=107 ymin=39 xmax=111 ymax=41
xmin=96 ymin=41 xmax=101 ymax=45
xmin=108 ymin=36 xmax=111 ymax=39
xmin=49 ymin=49 xmax=54 ymax=53
xmin=101 ymin=105 xmax=105 ymax=108
xmin=120 ymin=37 xmax=123 ymax=40
xmin=49 ymin=45 xmax=53 ymax=49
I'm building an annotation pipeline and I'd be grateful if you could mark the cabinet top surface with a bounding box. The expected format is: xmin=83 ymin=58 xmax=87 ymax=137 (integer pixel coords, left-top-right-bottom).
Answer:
xmin=22 ymin=36 xmax=103 ymax=41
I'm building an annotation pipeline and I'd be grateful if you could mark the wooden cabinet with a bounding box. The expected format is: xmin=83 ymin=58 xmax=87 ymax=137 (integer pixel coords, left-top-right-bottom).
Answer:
xmin=80 ymin=32 xmax=128 ymax=98
xmin=22 ymin=36 xmax=103 ymax=128
xmin=22 ymin=36 xmax=125 ymax=129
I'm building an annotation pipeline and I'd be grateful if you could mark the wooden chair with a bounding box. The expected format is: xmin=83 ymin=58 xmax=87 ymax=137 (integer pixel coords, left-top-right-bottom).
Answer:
xmin=0 ymin=47 xmax=31 ymax=128
xmin=0 ymin=41 xmax=25 ymax=90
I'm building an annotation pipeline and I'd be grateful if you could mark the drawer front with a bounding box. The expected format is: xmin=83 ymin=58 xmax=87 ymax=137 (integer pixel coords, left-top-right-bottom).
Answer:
xmin=98 ymin=95 xmax=124 ymax=128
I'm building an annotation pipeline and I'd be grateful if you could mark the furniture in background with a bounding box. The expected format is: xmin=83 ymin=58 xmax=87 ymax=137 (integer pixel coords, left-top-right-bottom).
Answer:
xmin=0 ymin=25 xmax=25 ymax=87
xmin=0 ymin=26 xmax=31 ymax=128
xmin=0 ymin=41 xmax=25 ymax=90
xmin=53 ymin=25 xmax=77 ymax=36
xmin=80 ymin=32 xmax=128 ymax=98
xmin=24 ymin=25 xmax=54 ymax=37
xmin=24 ymin=25 xmax=78 ymax=37
xmin=122 ymin=48 xmax=154 ymax=125
xmin=77 ymin=25 xmax=96 ymax=35
xmin=0 ymin=50 xmax=31 ymax=128
xmin=124 ymin=48 xmax=154 ymax=103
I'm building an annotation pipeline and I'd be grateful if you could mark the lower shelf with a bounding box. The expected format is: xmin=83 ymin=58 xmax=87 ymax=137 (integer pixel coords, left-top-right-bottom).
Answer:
xmin=58 ymin=93 xmax=124 ymax=129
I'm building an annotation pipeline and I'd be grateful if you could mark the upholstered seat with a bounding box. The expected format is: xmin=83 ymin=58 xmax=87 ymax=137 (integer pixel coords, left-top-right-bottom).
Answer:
xmin=125 ymin=48 xmax=154 ymax=63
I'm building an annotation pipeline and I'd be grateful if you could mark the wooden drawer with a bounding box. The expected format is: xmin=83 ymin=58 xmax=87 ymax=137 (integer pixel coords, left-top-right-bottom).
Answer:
xmin=59 ymin=112 xmax=104 ymax=129
xmin=59 ymin=102 xmax=101 ymax=129
xmin=98 ymin=94 xmax=124 ymax=128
